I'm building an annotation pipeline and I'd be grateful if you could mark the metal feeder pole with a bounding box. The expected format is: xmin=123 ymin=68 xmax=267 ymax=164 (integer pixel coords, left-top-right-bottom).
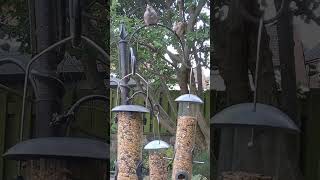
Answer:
xmin=119 ymin=23 xmax=130 ymax=105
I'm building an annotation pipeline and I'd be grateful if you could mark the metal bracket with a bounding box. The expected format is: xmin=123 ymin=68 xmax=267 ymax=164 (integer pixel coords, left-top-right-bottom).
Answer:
xmin=136 ymin=160 xmax=144 ymax=180
xmin=130 ymin=47 xmax=136 ymax=75
xmin=49 ymin=112 xmax=74 ymax=127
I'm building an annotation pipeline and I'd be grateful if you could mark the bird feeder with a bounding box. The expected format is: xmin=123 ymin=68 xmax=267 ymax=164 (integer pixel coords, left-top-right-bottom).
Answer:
xmin=144 ymin=140 xmax=170 ymax=180
xmin=112 ymin=104 xmax=149 ymax=179
xmin=3 ymin=95 xmax=110 ymax=180
xmin=3 ymin=137 xmax=108 ymax=180
xmin=172 ymin=94 xmax=203 ymax=180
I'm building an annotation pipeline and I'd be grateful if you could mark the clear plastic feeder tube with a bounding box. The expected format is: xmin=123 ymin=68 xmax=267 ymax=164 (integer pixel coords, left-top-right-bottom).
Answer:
xmin=172 ymin=94 xmax=203 ymax=179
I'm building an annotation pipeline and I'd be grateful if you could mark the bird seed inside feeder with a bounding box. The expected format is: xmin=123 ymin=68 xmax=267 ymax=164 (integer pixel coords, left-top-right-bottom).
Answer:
xmin=117 ymin=112 xmax=143 ymax=179
xmin=149 ymin=151 xmax=168 ymax=180
xmin=172 ymin=115 xmax=196 ymax=179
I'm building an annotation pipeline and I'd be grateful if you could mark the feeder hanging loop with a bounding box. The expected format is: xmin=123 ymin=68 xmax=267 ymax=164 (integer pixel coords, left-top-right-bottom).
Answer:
xmin=253 ymin=14 xmax=264 ymax=112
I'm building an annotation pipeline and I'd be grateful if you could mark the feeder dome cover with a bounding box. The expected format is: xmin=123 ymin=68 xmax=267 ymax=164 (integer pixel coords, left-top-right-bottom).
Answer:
xmin=3 ymin=137 xmax=109 ymax=160
xmin=175 ymin=94 xmax=203 ymax=104
xmin=111 ymin=104 xmax=149 ymax=113
xmin=144 ymin=140 xmax=170 ymax=150
xmin=211 ymin=103 xmax=300 ymax=132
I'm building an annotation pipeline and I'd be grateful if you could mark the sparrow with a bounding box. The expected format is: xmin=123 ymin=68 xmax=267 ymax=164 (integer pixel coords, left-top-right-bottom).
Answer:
xmin=173 ymin=21 xmax=187 ymax=38
xmin=144 ymin=4 xmax=159 ymax=25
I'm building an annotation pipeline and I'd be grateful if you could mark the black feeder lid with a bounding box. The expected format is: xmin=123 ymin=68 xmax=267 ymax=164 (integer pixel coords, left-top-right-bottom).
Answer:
xmin=3 ymin=137 xmax=109 ymax=161
xmin=175 ymin=94 xmax=204 ymax=104
xmin=111 ymin=105 xmax=149 ymax=113
xmin=211 ymin=103 xmax=300 ymax=133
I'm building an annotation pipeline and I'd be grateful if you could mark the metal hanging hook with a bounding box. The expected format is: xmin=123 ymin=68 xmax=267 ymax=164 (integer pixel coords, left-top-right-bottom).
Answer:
xmin=188 ymin=60 xmax=200 ymax=94
xmin=253 ymin=15 xmax=264 ymax=112
xmin=153 ymin=104 xmax=161 ymax=142
xmin=130 ymin=47 xmax=136 ymax=75
xmin=120 ymin=72 xmax=149 ymax=108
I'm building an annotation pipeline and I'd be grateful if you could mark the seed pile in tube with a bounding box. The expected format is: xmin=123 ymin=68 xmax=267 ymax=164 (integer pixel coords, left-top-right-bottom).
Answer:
xmin=117 ymin=112 xmax=143 ymax=179
xmin=149 ymin=151 xmax=168 ymax=180
xmin=172 ymin=115 xmax=196 ymax=179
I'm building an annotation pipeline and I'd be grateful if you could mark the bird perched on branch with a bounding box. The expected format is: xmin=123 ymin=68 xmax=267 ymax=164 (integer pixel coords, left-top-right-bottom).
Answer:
xmin=173 ymin=21 xmax=187 ymax=38
xmin=144 ymin=4 xmax=159 ymax=25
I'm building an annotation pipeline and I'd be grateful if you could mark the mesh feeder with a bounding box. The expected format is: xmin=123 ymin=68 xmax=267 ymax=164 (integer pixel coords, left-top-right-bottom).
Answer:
xmin=172 ymin=94 xmax=203 ymax=180
xmin=144 ymin=140 xmax=170 ymax=180
xmin=112 ymin=105 xmax=149 ymax=180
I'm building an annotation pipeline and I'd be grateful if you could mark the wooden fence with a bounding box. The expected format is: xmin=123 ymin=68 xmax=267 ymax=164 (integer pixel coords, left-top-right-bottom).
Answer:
xmin=0 ymin=85 xmax=108 ymax=179
xmin=110 ymin=90 xmax=210 ymax=134
xmin=0 ymin=86 xmax=209 ymax=179
xmin=1 ymin=87 xmax=320 ymax=180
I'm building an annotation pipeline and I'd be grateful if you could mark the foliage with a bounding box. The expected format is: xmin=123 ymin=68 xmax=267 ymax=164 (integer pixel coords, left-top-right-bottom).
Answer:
xmin=0 ymin=1 xmax=30 ymax=53
xmin=110 ymin=0 xmax=210 ymax=89
xmin=291 ymin=0 xmax=320 ymax=25
xmin=192 ymin=151 xmax=210 ymax=178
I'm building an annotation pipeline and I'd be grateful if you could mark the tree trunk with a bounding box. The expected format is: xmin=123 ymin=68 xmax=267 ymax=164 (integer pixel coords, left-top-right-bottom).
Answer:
xmin=33 ymin=0 xmax=65 ymax=137
xmin=26 ymin=1 xmax=108 ymax=179
xmin=78 ymin=0 xmax=107 ymax=96
xmin=274 ymin=0 xmax=302 ymax=179
xmin=213 ymin=0 xmax=300 ymax=179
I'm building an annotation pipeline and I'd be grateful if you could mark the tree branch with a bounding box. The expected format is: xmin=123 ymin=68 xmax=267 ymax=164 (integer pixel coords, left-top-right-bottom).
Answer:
xmin=137 ymin=41 xmax=177 ymax=68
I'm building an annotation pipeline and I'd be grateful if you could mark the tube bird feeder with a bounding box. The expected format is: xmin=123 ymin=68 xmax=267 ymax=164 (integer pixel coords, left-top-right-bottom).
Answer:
xmin=144 ymin=140 xmax=170 ymax=180
xmin=112 ymin=105 xmax=149 ymax=179
xmin=172 ymin=94 xmax=203 ymax=180
xmin=3 ymin=137 xmax=108 ymax=180
xmin=3 ymin=95 xmax=110 ymax=180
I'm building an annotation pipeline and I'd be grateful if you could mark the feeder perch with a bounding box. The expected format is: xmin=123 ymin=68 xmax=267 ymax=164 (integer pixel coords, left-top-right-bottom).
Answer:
xmin=144 ymin=140 xmax=170 ymax=180
xmin=211 ymin=103 xmax=299 ymax=132
xmin=172 ymin=94 xmax=203 ymax=179
xmin=112 ymin=104 xmax=149 ymax=179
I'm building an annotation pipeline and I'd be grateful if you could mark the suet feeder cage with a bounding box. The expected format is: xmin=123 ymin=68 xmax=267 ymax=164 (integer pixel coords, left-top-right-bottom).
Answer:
xmin=112 ymin=104 xmax=149 ymax=179
xmin=144 ymin=140 xmax=170 ymax=180
xmin=172 ymin=94 xmax=203 ymax=180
